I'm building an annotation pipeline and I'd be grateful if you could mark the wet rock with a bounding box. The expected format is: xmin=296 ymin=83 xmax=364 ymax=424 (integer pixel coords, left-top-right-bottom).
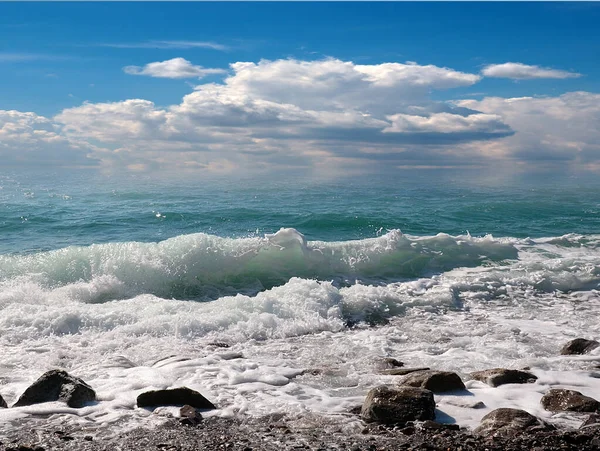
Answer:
xmin=137 ymin=387 xmax=216 ymax=410
xmin=361 ymin=385 xmax=435 ymax=425
xmin=470 ymin=368 xmax=537 ymax=387
xmin=380 ymin=367 xmax=429 ymax=376
xmin=179 ymin=404 xmax=203 ymax=426
xmin=377 ymin=358 xmax=404 ymax=370
xmin=561 ymin=338 xmax=599 ymax=355
xmin=541 ymin=389 xmax=600 ymax=413
xmin=13 ymin=370 xmax=96 ymax=408
xmin=0 ymin=394 xmax=6 ymax=408
xmin=474 ymin=408 xmax=551 ymax=438
xmin=400 ymin=370 xmax=466 ymax=393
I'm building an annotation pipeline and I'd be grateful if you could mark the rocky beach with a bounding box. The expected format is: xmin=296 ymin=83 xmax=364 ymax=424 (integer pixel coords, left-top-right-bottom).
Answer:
xmin=2 ymin=337 xmax=600 ymax=450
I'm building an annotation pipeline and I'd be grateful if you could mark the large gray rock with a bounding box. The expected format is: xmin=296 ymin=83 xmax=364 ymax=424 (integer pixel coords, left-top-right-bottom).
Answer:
xmin=560 ymin=338 xmax=599 ymax=355
xmin=13 ymin=370 xmax=96 ymax=408
xmin=361 ymin=385 xmax=435 ymax=425
xmin=541 ymin=389 xmax=600 ymax=413
xmin=400 ymin=370 xmax=465 ymax=393
xmin=474 ymin=408 xmax=552 ymax=438
xmin=137 ymin=387 xmax=216 ymax=410
xmin=470 ymin=368 xmax=537 ymax=387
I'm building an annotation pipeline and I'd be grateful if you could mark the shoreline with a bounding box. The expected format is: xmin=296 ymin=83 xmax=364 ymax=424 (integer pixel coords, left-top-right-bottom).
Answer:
xmin=2 ymin=413 xmax=600 ymax=451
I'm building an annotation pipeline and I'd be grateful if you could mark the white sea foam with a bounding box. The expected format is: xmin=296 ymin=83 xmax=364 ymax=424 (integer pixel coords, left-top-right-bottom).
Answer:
xmin=0 ymin=230 xmax=599 ymax=435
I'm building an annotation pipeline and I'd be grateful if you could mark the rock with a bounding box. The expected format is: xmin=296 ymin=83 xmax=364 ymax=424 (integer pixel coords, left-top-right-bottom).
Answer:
xmin=137 ymin=387 xmax=216 ymax=410
xmin=0 ymin=394 xmax=6 ymax=408
xmin=361 ymin=385 xmax=435 ymax=425
xmin=179 ymin=404 xmax=203 ymax=426
xmin=380 ymin=367 xmax=430 ymax=376
xmin=474 ymin=408 xmax=551 ymax=438
xmin=469 ymin=368 xmax=537 ymax=387
xmin=560 ymin=338 xmax=599 ymax=355
xmin=378 ymin=358 xmax=404 ymax=369
xmin=13 ymin=370 xmax=96 ymax=408
xmin=541 ymin=389 xmax=600 ymax=413
xmin=400 ymin=370 xmax=466 ymax=393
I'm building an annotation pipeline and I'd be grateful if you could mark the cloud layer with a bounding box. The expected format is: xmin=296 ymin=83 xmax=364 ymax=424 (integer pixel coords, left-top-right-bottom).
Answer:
xmin=1 ymin=57 xmax=598 ymax=174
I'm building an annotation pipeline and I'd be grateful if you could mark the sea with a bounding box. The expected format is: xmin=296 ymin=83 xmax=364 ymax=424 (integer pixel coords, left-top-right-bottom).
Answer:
xmin=1 ymin=168 xmax=600 ymax=434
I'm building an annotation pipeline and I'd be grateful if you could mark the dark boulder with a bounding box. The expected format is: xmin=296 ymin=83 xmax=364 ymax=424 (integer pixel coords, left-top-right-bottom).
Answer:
xmin=400 ymin=370 xmax=466 ymax=393
xmin=361 ymin=385 xmax=435 ymax=425
xmin=541 ymin=389 xmax=600 ymax=413
xmin=470 ymin=368 xmax=537 ymax=387
xmin=13 ymin=370 xmax=96 ymax=408
xmin=561 ymin=338 xmax=599 ymax=355
xmin=0 ymin=394 xmax=6 ymax=408
xmin=137 ymin=387 xmax=216 ymax=410
xmin=474 ymin=408 xmax=552 ymax=438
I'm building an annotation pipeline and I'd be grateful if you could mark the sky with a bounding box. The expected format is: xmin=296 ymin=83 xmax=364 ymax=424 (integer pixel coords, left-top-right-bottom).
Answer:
xmin=1 ymin=2 xmax=600 ymax=177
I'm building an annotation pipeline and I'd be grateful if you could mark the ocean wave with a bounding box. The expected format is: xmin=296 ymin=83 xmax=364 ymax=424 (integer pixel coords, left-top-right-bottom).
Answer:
xmin=0 ymin=228 xmax=518 ymax=302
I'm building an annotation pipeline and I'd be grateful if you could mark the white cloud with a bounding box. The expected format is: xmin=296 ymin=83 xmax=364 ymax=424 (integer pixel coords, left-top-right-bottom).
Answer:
xmin=383 ymin=112 xmax=509 ymax=134
xmin=482 ymin=62 xmax=581 ymax=80
xmin=15 ymin=57 xmax=600 ymax=174
xmin=457 ymin=91 xmax=600 ymax=165
xmin=123 ymin=58 xmax=226 ymax=79
xmin=0 ymin=110 xmax=97 ymax=167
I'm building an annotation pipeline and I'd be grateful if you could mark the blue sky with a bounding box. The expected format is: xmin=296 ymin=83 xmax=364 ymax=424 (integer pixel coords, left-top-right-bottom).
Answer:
xmin=1 ymin=2 xmax=600 ymax=175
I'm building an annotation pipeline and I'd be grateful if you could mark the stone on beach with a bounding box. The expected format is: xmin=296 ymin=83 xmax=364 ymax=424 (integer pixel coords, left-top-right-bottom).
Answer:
xmin=469 ymin=368 xmax=537 ymax=387
xmin=560 ymin=338 xmax=599 ymax=355
xmin=541 ymin=389 xmax=600 ymax=413
xmin=137 ymin=387 xmax=216 ymax=410
xmin=400 ymin=370 xmax=466 ymax=393
xmin=361 ymin=385 xmax=435 ymax=425
xmin=179 ymin=404 xmax=203 ymax=426
xmin=13 ymin=369 xmax=96 ymax=408
xmin=474 ymin=408 xmax=552 ymax=438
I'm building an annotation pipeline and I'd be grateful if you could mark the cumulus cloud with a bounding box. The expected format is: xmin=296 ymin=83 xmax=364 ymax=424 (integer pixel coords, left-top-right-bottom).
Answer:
xmin=53 ymin=58 xmax=501 ymax=172
xmin=10 ymin=57 xmax=600 ymax=174
xmin=123 ymin=58 xmax=226 ymax=79
xmin=457 ymin=91 xmax=600 ymax=166
xmin=482 ymin=62 xmax=581 ymax=80
xmin=0 ymin=110 xmax=97 ymax=167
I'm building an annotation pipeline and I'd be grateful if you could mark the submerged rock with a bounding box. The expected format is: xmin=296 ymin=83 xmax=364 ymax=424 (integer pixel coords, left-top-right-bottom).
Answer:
xmin=561 ymin=338 xmax=599 ymax=355
xmin=400 ymin=370 xmax=466 ymax=393
xmin=13 ymin=370 xmax=96 ymax=408
xmin=179 ymin=404 xmax=203 ymax=426
xmin=541 ymin=389 xmax=600 ymax=413
xmin=376 ymin=357 xmax=404 ymax=370
xmin=361 ymin=385 xmax=435 ymax=425
xmin=474 ymin=408 xmax=552 ymax=438
xmin=470 ymin=368 xmax=537 ymax=387
xmin=137 ymin=387 xmax=216 ymax=410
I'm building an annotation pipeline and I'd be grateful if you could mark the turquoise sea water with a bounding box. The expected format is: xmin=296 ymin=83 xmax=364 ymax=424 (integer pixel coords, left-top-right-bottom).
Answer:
xmin=2 ymin=170 xmax=599 ymax=255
